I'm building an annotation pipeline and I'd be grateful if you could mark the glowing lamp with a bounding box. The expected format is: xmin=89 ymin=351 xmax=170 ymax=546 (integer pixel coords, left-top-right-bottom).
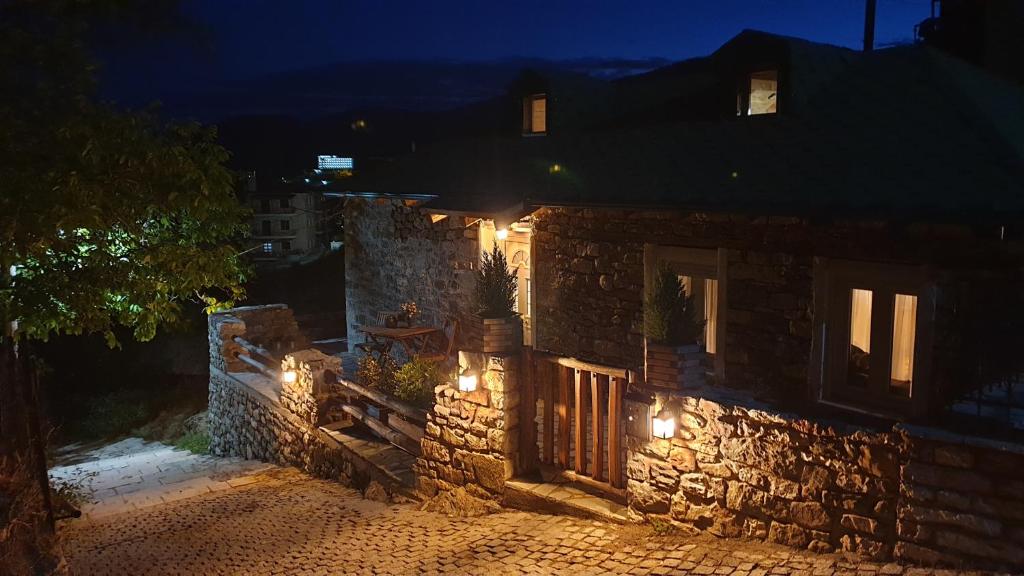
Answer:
xmin=458 ymin=371 xmax=478 ymax=392
xmin=652 ymin=409 xmax=675 ymax=440
xmin=495 ymin=228 xmax=509 ymax=241
xmin=281 ymin=370 xmax=297 ymax=384
xmin=549 ymin=163 xmax=562 ymax=173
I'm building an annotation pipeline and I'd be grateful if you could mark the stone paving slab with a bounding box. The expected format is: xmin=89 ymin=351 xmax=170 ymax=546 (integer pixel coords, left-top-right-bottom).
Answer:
xmin=61 ymin=467 xmax=1006 ymax=576
xmin=49 ymin=437 xmax=276 ymax=521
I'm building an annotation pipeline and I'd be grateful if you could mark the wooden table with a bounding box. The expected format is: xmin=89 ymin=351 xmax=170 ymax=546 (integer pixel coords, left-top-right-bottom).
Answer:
xmin=357 ymin=325 xmax=442 ymax=362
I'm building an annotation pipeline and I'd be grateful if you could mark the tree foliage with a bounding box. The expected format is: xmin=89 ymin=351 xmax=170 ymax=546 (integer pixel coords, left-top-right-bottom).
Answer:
xmin=0 ymin=0 xmax=248 ymax=344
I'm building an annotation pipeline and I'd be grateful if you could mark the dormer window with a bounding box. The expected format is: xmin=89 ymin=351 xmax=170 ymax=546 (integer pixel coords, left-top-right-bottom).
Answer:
xmin=523 ymin=93 xmax=547 ymax=135
xmin=738 ymin=69 xmax=778 ymax=116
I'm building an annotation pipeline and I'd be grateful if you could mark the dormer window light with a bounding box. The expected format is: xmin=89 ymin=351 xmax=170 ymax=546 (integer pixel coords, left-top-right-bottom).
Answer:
xmin=523 ymin=93 xmax=547 ymax=135
xmin=738 ymin=69 xmax=778 ymax=116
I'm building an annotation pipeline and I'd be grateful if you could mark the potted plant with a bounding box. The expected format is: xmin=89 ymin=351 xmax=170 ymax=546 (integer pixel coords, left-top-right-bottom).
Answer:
xmin=474 ymin=244 xmax=522 ymax=353
xmin=644 ymin=263 xmax=705 ymax=389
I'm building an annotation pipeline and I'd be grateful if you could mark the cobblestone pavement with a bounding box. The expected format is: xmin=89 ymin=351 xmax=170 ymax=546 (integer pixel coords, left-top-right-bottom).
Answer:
xmin=62 ymin=467 xmax=993 ymax=576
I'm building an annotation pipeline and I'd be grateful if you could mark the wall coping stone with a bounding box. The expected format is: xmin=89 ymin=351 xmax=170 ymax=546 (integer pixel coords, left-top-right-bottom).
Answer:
xmin=667 ymin=384 xmax=1024 ymax=453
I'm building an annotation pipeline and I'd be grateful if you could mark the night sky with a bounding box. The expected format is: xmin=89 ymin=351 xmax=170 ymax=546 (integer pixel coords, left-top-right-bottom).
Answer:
xmin=100 ymin=0 xmax=933 ymax=116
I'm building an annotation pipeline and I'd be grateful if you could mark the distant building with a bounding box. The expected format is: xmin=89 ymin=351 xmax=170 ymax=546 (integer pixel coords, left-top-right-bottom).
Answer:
xmin=242 ymin=173 xmax=321 ymax=265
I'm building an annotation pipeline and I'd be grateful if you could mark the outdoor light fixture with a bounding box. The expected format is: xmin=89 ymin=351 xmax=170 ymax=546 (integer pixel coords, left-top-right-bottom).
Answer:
xmin=652 ymin=409 xmax=675 ymax=440
xmin=281 ymin=370 xmax=297 ymax=384
xmin=458 ymin=371 xmax=478 ymax=392
xmin=495 ymin=228 xmax=509 ymax=241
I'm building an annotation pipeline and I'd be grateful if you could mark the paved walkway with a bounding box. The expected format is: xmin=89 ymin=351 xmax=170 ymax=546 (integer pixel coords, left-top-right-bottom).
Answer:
xmin=49 ymin=437 xmax=275 ymax=521
xmin=62 ymin=466 xmax=989 ymax=576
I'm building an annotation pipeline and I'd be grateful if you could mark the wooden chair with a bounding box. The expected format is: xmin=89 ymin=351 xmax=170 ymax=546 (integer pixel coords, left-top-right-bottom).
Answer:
xmin=354 ymin=311 xmax=394 ymax=355
xmin=416 ymin=317 xmax=459 ymax=365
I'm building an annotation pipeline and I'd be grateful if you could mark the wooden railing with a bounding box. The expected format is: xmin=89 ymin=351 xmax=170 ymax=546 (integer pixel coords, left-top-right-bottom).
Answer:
xmin=334 ymin=377 xmax=427 ymax=456
xmin=520 ymin=348 xmax=635 ymax=494
xmin=233 ymin=336 xmax=281 ymax=378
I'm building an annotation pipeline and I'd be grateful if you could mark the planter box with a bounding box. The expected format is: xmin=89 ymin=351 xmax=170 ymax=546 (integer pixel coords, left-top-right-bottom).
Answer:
xmin=481 ymin=315 xmax=523 ymax=354
xmin=645 ymin=342 xmax=706 ymax=390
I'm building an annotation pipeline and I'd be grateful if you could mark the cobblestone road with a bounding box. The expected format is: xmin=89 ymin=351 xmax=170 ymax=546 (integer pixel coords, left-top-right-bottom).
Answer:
xmin=62 ymin=467 xmax=989 ymax=576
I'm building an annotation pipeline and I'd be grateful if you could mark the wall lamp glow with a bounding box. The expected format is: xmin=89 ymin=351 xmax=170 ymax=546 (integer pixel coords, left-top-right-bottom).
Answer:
xmin=281 ymin=370 xmax=297 ymax=384
xmin=652 ymin=409 xmax=675 ymax=440
xmin=458 ymin=370 xmax=478 ymax=392
xmin=495 ymin=228 xmax=509 ymax=241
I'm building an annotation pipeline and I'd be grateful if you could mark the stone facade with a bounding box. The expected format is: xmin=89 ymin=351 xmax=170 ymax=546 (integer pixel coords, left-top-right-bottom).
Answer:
xmin=344 ymin=198 xmax=480 ymax=351
xmin=415 ymin=352 xmax=521 ymax=500
xmin=626 ymin=387 xmax=1024 ymax=570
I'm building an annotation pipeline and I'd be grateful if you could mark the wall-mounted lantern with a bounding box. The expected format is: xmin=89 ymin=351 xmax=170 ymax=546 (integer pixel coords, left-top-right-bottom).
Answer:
xmin=652 ymin=408 xmax=675 ymax=440
xmin=458 ymin=370 xmax=478 ymax=392
xmin=281 ymin=370 xmax=298 ymax=384
xmin=495 ymin=228 xmax=509 ymax=241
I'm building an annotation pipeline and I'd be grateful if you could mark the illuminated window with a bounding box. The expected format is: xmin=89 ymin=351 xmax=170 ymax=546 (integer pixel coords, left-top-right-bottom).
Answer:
xmin=815 ymin=260 xmax=931 ymax=416
xmin=742 ymin=70 xmax=778 ymax=116
xmin=523 ymin=94 xmax=547 ymax=134
xmin=262 ymin=242 xmax=273 ymax=254
xmin=280 ymin=219 xmax=290 ymax=231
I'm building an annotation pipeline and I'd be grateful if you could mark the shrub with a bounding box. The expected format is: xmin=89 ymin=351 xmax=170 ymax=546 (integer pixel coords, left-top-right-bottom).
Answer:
xmin=643 ymin=263 xmax=703 ymax=346
xmin=173 ymin=431 xmax=210 ymax=455
xmin=474 ymin=244 xmax=517 ymax=319
xmin=392 ymin=358 xmax=445 ymax=408
xmin=356 ymin=354 xmax=398 ymax=395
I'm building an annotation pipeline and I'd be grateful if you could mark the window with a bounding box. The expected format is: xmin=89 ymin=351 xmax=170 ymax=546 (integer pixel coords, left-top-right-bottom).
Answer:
xmin=259 ymin=199 xmax=270 ymax=212
xmin=262 ymin=242 xmax=273 ymax=254
xmin=522 ymin=94 xmax=547 ymax=134
xmin=282 ymin=240 xmax=292 ymax=251
xmin=645 ymin=245 xmax=726 ymax=377
xmin=814 ymin=259 xmax=932 ymax=416
xmin=738 ymin=70 xmax=778 ymax=116
xmin=279 ymin=198 xmax=290 ymax=209
xmin=280 ymin=219 xmax=290 ymax=231
xmin=261 ymin=220 xmax=271 ymax=235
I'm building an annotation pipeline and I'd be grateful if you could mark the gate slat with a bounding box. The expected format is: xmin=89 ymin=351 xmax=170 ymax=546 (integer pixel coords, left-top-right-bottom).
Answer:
xmin=558 ymin=365 xmax=571 ymax=469
xmin=608 ymin=376 xmax=625 ymax=489
xmin=592 ymin=373 xmax=606 ymax=482
xmin=542 ymin=361 xmax=554 ymax=464
xmin=574 ymin=370 xmax=590 ymax=475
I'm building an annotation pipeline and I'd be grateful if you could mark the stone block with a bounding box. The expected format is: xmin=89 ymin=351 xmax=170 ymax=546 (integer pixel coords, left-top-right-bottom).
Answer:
xmin=789 ymin=501 xmax=831 ymax=531
xmin=627 ymin=479 xmax=670 ymax=514
xmin=897 ymin=504 xmax=1001 ymax=537
xmin=901 ymin=462 xmax=992 ymax=494
xmin=743 ymin=517 xmax=768 ymax=540
xmin=893 ymin=541 xmax=954 ymax=566
xmin=767 ymin=522 xmax=810 ymax=548
xmin=932 ymin=445 xmax=974 ymax=469
xmin=934 ymin=529 xmax=1024 ymax=566
xmin=840 ymin=513 xmax=880 ymax=536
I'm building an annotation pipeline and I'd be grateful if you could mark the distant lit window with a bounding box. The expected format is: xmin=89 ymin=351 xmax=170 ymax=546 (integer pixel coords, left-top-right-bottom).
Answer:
xmin=746 ymin=70 xmax=778 ymax=115
xmin=317 ymin=155 xmax=354 ymax=170
xmin=280 ymin=219 xmax=290 ymax=231
xmin=262 ymin=242 xmax=273 ymax=254
xmin=279 ymin=198 xmax=289 ymax=209
xmin=523 ymin=94 xmax=547 ymax=134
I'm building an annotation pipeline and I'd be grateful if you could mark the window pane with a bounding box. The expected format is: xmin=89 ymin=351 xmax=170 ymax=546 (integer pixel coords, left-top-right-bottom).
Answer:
xmin=705 ymin=278 xmax=718 ymax=355
xmin=748 ymin=70 xmax=778 ymax=115
xmin=890 ymin=294 xmax=917 ymax=398
xmin=531 ymin=96 xmax=547 ymax=133
xmin=848 ymin=289 xmax=872 ymax=388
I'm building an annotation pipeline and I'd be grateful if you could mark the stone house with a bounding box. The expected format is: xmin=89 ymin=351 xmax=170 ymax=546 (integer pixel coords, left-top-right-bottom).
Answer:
xmin=338 ymin=31 xmax=1024 ymax=569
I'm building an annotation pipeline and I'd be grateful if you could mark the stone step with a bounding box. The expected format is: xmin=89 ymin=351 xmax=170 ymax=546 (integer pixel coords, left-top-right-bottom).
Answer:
xmin=502 ymin=478 xmax=629 ymax=524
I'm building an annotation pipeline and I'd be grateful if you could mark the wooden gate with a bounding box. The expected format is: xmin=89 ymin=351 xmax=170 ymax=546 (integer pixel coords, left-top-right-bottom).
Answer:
xmin=519 ymin=349 xmax=634 ymax=494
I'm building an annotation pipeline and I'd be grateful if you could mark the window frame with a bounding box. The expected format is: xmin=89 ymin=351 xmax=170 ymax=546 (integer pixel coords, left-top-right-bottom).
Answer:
xmin=279 ymin=219 xmax=290 ymax=231
xmin=522 ymin=93 xmax=548 ymax=136
xmin=811 ymin=258 xmax=935 ymax=419
xmin=644 ymin=244 xmax=728 ymax=380
xmin=737 ymin=68 xmax=780 ymax=117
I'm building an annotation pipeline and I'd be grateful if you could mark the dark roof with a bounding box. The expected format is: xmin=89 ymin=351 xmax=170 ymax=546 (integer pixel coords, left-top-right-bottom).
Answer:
xmin=343 ymin=31 xmax=1024 ymax=221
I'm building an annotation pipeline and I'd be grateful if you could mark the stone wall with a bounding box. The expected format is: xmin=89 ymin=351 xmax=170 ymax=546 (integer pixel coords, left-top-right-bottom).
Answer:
xmin=415 ymin=352 xmax=521 ymax=500
xmin=344 ymin=198 xmax=479 ymax=350
xmin=531 ymin=207 xmax=1018 ymax=398
xmin=626 ymin=388 xmax=1024 ymax=570
xmin=207 ymin=305 xmax=410 ymax=499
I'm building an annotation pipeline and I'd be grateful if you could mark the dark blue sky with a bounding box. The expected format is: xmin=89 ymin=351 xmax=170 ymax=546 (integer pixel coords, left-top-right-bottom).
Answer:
xmin=100 ymin=0 xmax=933 ymax=111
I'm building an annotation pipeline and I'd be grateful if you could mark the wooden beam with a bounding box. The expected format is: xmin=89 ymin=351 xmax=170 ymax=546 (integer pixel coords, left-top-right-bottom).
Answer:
xmin=519 ymin=348 xmax=538 ymax=473
xmin=558 ymin=365 xmax=571 ymax=469
xmin=574 ymin=370 xmax=590 ymax=475
xmin=592 ymin=373 xmax=606 ymax=482
xmin=335 ymin=377 xmax=428 ymax=424
xmin=340 ymin=404 xmax=421 ymax=456
xmin=235 ymin=353 xmax=278 ymax=379
xmin=232 ymin=336 xmax=278 ymax=364
xmin=541 ymin=354 xmax=630 ymax=380
xmin=542 ymin=362 xmax=554 ymax=465
xmin=608 ymin=376 xmax=625 ymax=489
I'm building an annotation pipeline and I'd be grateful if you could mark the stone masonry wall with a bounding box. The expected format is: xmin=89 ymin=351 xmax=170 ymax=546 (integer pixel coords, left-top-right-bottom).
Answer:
xmin=532 ymin=207 xmax=1017 ymax=398
xmin=207 ymin=305 xmax=409 ymax=499
xmin=626 ymin=388 xmax=1024 ymax=570
xmin=344 ymin=199 xmax=479 ymax=351
xmin=415 ymin=353 xmax=521 ymax=500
